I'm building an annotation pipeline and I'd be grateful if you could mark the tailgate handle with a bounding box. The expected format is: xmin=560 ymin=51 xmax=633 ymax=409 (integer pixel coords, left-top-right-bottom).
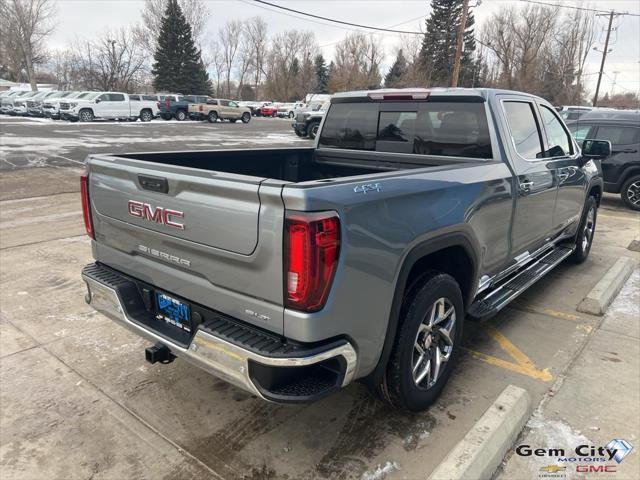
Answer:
xmin=138 ymin=175 xmax=168 ymax=193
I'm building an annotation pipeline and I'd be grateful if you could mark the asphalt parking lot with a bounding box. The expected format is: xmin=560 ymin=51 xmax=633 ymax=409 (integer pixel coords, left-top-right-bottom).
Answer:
xmin=1 ymin=116 xmax=639 ymax=480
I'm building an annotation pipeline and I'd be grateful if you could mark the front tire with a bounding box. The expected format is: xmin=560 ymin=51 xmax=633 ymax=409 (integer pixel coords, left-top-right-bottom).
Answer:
xmin=207 ymin=111 xmax=218 ymax=123
xmin=241 ymin=112 xmax=251 ymax=123
xmin=308 ymin=121 xmax=320 ymax=140
xmin=175 ymin=109 xmax=187 ymax=121
xmin=378 ymin=271 xmax=464 ymax=411
xmin=569 ymin=196 xmax=597 ymax=264
xmin=79 ymin=109 xmax=94 ymax=122
xmin=621 ymin=175 xmax=640 ymax=211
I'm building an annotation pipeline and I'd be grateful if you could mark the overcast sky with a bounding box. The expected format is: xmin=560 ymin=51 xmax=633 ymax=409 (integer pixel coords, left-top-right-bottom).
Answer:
xmin=50 ymin=0 xmax=640 ymax=96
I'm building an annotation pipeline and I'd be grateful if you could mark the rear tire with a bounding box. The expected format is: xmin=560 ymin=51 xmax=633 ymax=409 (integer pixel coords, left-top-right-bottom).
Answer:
xmin=207 ymin=111 xmax=218 ymax=123
xmin=139 ymin=109 xmax=153 ymax=122
xmin=161 ymin=113 xmax=172 ymax=120
xmin=569 ymin=196 xmax=597 ymax=264
xmin=308 ymin=121 xmax=320 ymax=140
xmin=377 ymin=271 xmax=464 ymax=411
xmin=621 ymin=175 xmax=640 ymax=211
xmin=175 ymin=109 xmax=187 ymax=121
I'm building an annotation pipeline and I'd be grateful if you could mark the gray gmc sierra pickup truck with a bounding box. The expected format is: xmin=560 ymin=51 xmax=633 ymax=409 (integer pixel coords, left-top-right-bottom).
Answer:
xmin=81 ymin=88 xmax=610 ymax=411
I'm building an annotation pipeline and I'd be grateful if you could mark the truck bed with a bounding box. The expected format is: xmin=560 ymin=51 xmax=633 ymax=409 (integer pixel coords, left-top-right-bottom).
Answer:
xmin=115 ymin=147 xmax=476 ymax=183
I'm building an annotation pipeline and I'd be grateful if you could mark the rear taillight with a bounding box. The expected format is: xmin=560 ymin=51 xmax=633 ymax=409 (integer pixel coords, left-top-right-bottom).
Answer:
xmin=80 ymin=174 xmax=94 ymax=239
xmin=284 ymin=211 xmax=340 ymax=312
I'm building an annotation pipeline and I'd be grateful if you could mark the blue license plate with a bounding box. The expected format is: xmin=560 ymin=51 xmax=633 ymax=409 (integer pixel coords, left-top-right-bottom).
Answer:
xmin=156 ymin=292 xmax=191 ymax=332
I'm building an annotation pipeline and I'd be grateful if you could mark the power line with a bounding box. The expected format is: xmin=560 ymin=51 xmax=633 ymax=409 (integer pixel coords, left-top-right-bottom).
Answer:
xmin=252 ymin=0 xmax=425 ymax=34
xmin=519 ymin=0 xmax=640 ymax=17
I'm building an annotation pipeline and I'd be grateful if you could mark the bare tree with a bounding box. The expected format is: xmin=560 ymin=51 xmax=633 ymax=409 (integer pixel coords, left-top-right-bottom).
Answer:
xmin=0 ymin=0 xmax=56 ymax=90
xmin=133 ymin=0 xmax=210 ymax=57
xmin=329 ymin=32 xmax=383 ymax=92
xmin=482 ymin=3 xmax=595 ymax=104
xmin=219 ymin=20 xmax=243 ymax=97
xmin=73 ymin=28 xmax=147 ymax=92
xmin=203 ymin=40 xmax=225 ymax=96
xmin=244 ymin=17 xmax=268 ymax=99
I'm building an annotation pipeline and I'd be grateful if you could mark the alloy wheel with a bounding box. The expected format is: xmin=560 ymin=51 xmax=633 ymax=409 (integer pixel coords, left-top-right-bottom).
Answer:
xmin=412 ymin=297 xmax=456 ymax=389
xmin=626 ymin=180 xmax=640 ymax=207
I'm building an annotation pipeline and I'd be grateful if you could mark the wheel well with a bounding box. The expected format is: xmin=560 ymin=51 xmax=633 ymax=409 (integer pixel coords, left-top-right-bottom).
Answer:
xmin=588 ymin=184 xmax=602 ymax=206
xmin=404 ymin=246 xmax=475 ymax=308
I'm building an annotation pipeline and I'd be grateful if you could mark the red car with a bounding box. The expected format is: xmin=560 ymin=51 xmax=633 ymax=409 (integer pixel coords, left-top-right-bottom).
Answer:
xmin=260 ymin=105 xmax=278 ymax=117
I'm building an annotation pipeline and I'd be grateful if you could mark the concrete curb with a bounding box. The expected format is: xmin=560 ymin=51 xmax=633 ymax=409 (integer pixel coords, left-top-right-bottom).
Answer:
xmin=428 ymin=385 xmax=531 ymax=480
xmin=577 ymin=257 xmax=635 ymax=315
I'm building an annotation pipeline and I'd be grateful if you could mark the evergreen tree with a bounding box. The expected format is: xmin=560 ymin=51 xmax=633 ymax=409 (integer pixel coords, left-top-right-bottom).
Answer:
xmin=152 ymin=0 xmax=211 ymax=94
xmin=314 ymin=54 xmax=329 ymax=93
xmin=418 ymin=0 xmax=476 ymax=87
xmin=384 ymin=50 xmax=408 ymax=87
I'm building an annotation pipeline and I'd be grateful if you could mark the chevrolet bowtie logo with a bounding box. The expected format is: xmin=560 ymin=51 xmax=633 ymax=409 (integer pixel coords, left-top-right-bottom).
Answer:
xmin=540 ymin=465 xmax=566 ymax=473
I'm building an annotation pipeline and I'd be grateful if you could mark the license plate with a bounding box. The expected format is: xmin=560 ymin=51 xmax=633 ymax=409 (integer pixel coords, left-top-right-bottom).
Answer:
xmin=155 ymin=292 xmax=191 ymax=332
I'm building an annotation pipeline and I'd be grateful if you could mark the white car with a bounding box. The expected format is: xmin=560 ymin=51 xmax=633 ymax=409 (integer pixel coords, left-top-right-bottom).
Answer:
xmin=277 ymin=101 xmax=307 ymax=119
xmin=42 ymin=91 xmax=84 ymax=119
xmin=0 ymin=91 xmax=30 ymax=114
xmin=59 ymin=92 xmax=159 ymax=122
xmin=13 ymin=91 xmax=49 ymax=115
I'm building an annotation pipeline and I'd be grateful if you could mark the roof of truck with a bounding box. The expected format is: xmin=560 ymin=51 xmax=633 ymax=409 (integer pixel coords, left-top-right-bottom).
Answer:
xmin=331 ymin=87 xmax=543 ymax=102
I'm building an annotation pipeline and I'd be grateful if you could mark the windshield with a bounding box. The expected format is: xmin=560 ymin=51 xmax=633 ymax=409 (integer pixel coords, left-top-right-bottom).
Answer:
xmin=77 ymin=92 xmax=100 ymax=100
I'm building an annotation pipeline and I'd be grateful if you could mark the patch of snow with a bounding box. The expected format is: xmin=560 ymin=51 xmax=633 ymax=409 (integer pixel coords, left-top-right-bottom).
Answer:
xmin=361 ymin=462 xmax=400 ymax=480
xmin=608 ymin=268 xmax=639 ymax=317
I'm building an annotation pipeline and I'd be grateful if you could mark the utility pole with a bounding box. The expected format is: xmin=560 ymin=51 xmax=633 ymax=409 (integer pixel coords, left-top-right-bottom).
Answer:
xmin=593 ymin=11 xmax=615 ymax=107
xmin=451 ymin=0 xmax=471 ymax=87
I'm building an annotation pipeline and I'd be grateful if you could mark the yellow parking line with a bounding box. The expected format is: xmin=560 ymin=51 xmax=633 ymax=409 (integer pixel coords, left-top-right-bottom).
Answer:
xmin=511 ymin=305 xmax=584 ymax=322
xmin=465 ymin=323 xmax=553 ymax=382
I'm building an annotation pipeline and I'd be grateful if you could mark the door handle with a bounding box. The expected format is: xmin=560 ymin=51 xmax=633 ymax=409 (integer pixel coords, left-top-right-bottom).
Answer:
xmin=520 ymin=181 xmax=535 ymax=191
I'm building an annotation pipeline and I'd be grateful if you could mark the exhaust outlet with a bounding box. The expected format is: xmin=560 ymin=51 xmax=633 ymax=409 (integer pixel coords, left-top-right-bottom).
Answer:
xmin=145 ymin=342 xmax=175 ymax=364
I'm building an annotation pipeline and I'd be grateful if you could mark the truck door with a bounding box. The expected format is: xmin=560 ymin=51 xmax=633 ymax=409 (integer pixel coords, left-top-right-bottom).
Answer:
xmin=537 ymin=103 xmax=586 ymax=235
xmin=108 ymin=93 xmax=129 ymax=117
xmin=500 ymin=98 xmax=558 ymax=256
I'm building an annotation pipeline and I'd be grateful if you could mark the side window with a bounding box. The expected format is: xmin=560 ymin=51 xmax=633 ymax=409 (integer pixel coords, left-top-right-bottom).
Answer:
xmin=595 ymin=126 xmax=639 ymax=146
xmin=540 ymin=105 xmax=572 ymax=156
xmin=219 ymin=100 xmax=230 ymax=106
xmin=503 ymin=101 xmax=544 ymax=159
xmin=109 ymin=93 xmax=125 ymax=102
xmin=129 ymin=95 xmax=140 ymax=101
xmin=568 ymin=124 xmax=593 ymax=143
xmin=229 ymin=101 xmax=238 ymax=108
xmin=98 ymin=94 xmax=109 ymax=102
xmin=318 ymin=103 xmax=378 ymax=151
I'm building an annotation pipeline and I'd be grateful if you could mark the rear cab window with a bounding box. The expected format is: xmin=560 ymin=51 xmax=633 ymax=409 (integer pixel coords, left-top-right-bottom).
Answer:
xmin=319 ymin=100 xmax=493 ymax=158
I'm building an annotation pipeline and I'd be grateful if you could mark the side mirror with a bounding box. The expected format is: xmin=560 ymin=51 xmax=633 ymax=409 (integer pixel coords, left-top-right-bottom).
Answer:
xmin=582 ymin=139 xmax=611 ymax=160
xmin=95 ymin=98 xmax=101 ymax=103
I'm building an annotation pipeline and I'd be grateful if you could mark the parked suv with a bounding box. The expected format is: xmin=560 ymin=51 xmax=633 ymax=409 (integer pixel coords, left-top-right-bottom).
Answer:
xmin=81 ymin=88 xmax=608 ymax=411
xmin=567 ymin=110 xmax=640 ymax=210
xmin=1 ymin=91 xmax=31 ymax=115
xmin=188 ymin=98 xmax=252 ymax=123
xmin=292 ymin=101 xmax=329 ymax=139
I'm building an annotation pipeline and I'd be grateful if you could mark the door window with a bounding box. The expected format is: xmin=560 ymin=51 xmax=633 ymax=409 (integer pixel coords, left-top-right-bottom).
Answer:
xmin=540 ymin=105 xmax=572 ymax=156
xmin=229 ymin=101 xmax=238 ymax=108
xmin=219 ymin=100 xmax=230 ymax=106
xmin=97 ymin=94 xmax=109 ymax=102
xmin=108 ymin=93 xmax=125 ymax=101
xmin=595 ymin=126 xmax=639 ymax=146
xmin=568 ymin=124 xmax=593 ymax=143
xmin=503 ymin=101 xmax=544 ymax=159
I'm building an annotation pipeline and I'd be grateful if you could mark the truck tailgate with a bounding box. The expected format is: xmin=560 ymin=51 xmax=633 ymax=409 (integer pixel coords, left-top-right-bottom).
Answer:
xmin=87 ymin=155 xmax=286 ymax=334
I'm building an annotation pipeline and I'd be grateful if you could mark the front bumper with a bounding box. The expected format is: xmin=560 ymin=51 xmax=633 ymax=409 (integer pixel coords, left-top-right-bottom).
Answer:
xmin=82 ymin=263 xmax=357 ymax=403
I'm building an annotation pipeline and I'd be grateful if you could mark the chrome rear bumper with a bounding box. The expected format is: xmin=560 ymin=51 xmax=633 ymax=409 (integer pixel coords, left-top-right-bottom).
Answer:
xmin=82 ymin=266 xmax=357 ymax=402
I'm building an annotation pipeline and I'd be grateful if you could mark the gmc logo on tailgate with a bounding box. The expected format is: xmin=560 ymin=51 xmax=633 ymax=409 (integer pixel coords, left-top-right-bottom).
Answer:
xmin=127 ymin=200 xmax=184 ymax=230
